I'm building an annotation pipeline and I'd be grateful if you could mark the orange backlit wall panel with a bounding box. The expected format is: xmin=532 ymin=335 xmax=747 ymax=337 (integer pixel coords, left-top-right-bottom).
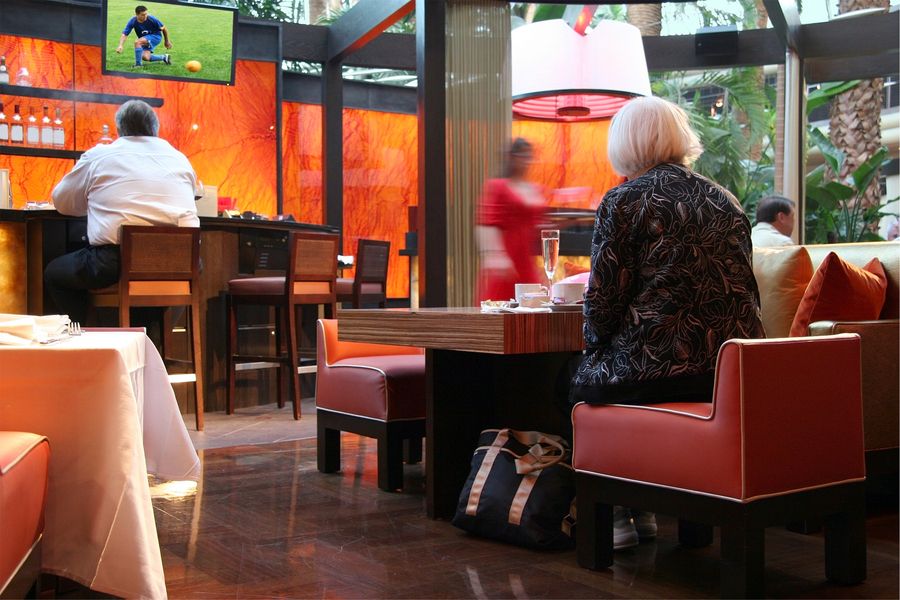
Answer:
xmin=513 ymin=118 xmax=624 ymax=210
xmin=283 ymin=103 xmax=417 ymax=299
xmin=1 ymin=36 xmax=277 ymax=214
xmin=343 ymin=107 xmax=417 ymax=300
xmin=282 ymin=102 xmax=323 ymax=225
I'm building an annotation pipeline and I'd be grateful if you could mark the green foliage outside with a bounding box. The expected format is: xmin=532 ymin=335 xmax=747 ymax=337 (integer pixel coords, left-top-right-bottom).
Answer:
xmin=105 ymin=0 xmax=234 ymax=82
xmin=653 ymin=68 xmax=776 ymax=217
xmin=804 ymin=82 xmax=893 ymax=243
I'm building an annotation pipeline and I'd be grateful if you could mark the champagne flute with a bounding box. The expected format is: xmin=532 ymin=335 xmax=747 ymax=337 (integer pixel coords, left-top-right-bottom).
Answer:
xmin=541 ymin=229 xmax=560 ymax=287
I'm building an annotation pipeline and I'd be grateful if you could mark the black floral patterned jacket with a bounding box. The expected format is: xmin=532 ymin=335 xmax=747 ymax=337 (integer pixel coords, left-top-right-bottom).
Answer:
xmin=570 ymin=163 xmax=765 ymax=405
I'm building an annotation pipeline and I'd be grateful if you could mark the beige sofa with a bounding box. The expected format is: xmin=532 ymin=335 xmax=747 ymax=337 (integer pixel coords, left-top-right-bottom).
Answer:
xmin=753 ymin=242 xmax=899 ymax=474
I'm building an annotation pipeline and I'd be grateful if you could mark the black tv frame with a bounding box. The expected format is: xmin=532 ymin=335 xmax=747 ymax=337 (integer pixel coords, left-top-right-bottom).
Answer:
xmin=100 ymin=0 xmax=238 ymax=86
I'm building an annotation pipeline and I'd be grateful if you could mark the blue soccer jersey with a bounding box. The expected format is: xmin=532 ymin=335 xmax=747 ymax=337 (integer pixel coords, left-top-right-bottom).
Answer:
xmin=123 ymin=15 xmax=164 ymax=38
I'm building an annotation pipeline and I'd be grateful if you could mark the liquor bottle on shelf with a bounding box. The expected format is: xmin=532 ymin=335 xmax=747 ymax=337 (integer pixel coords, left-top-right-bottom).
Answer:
xmin=52 ymin=108 xmax=65 ymax=148
xmin=40 ymin=105 xmax=53 ymax=147
xmin=0 ymin=103 xmax=8 ymax=143
xmin=0 ymin=56 xmax=8 ymax=85
xmin=26 ymin=107 xmax=39 ymax=146
xmin=99 ymin=124 xmax=113 ymax=144
xmin=10 ymin=105 xmax=24 ymax=144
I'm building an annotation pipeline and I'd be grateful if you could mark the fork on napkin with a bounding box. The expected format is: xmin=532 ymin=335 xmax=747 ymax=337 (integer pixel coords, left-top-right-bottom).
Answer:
xmin=0 ymin=314 xmax=71 ymax=346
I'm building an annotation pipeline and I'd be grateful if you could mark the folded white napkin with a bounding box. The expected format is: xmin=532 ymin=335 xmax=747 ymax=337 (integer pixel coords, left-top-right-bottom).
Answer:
xmin=0 ymin=314 xmax=70 ymax=345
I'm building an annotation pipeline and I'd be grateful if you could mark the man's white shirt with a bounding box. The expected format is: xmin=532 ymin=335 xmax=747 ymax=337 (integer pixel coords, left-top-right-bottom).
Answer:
xmin=52 ymin=136 xmax=200 ymax=245
xmin=751 ymin=222 xmax=794 ymax=247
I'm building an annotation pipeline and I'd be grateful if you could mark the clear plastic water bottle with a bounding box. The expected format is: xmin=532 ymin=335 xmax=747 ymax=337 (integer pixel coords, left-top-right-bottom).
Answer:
xmin=15 ymin=67 xmax=31 ymax=87
xmin=99 ymin=124 xmax=113 ymax=144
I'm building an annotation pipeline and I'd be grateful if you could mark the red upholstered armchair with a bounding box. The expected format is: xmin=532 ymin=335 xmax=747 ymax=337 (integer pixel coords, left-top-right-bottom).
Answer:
xmin=315 ymin=319 xmax=425 ymax=492
xmin=573 ymin=334 xmax=866 ymax=598
xmin=0 ymin=432 xmax=50 ymax=599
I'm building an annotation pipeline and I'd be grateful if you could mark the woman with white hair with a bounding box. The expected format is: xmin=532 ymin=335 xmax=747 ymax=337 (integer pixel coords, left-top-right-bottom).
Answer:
xmin=569 ymin=96 xmax=764 ymax=548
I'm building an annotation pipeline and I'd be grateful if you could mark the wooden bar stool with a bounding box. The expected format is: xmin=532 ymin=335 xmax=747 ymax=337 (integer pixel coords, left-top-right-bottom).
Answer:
xmin=89 ymin=225 xmax=204 ymax=430
xmin=336 ymin=239 xmax=390 ymax=308
xmin=226 ymin=231 xmax=339 ymax=420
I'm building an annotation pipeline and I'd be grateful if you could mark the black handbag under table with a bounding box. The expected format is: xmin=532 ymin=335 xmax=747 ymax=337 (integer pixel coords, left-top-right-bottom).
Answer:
xmin=451 ymin=428 xmax=576 ymax=550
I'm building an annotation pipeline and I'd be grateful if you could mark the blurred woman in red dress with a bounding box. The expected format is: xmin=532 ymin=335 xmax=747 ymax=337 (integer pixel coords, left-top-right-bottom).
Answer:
xmin=475 ymin=138 xmax=547 ymax=303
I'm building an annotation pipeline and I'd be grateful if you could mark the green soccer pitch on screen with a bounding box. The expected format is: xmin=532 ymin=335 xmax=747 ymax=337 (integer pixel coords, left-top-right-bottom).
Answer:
xmin=102 ymin=0 xmax=237 ymax=85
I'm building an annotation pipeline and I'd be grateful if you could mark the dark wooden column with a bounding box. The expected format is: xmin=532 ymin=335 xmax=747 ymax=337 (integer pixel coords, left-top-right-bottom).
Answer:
xmin=322 ymin=59 xmax=343 ymax=235
xmin=416 ymin=0 xmax=447 ymax=307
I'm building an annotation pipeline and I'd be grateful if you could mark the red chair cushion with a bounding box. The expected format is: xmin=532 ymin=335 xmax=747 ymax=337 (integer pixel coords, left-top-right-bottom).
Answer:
xmin=572 ymin=400 xmax=743 ymax=499
xmin=789 ymin=253 xmax=887 ymax=336
xmin=572 ymin=336 xmax=865 ymax=502
xmin=228 ymin=276 xmax=286 ymax=295
xmin=0 ymin=432 xmax=50 ymax=590
xmin=316 ymin=355 xmax=425 ymax=421
xmin=336 ymin=278 xmax=386 ymax=299
xmin=336 ymin=277 xmax=353 ymax=296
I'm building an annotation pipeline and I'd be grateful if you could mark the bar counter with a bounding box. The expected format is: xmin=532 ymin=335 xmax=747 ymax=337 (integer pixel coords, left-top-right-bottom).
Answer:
xmin=0 ymin=208 xmax=339 ymax=413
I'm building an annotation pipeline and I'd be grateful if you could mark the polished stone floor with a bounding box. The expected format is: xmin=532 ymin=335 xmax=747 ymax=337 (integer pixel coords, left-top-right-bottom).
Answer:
xmin=184 ymin=399 xmax=317 ymax=450
xmin=153 ymin=436 xmax=899 ymax=599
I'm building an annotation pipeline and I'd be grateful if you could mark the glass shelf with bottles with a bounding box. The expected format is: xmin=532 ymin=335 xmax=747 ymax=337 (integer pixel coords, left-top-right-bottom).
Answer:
xmin=0 ymin=101 xmax=82 ymax=159
xmin=0 ymin=55 xmax=163 ymax=108
xmin=0 ymin=54 xmax=162 ymax=160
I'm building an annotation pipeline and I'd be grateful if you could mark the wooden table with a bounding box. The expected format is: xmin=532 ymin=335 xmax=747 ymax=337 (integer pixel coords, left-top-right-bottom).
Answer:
xmin=338 ymin=307 xmax=585 ymax=519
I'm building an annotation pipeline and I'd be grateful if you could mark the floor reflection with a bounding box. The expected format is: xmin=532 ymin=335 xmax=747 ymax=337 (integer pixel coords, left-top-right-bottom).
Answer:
xmin=154 ymin=437 xmax=898 ymax=599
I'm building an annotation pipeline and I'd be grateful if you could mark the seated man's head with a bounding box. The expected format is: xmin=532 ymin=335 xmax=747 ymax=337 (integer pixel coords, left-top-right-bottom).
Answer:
xmin=755 ymin=195 xmax=795 ymax=237
xmin=115 ymin=100 xmax=159 ymax=138
xmin=135 ymin=5 xmax=149 ymax=22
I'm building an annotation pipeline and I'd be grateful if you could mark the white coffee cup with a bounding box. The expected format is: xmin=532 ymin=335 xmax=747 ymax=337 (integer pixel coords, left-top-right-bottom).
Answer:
xmin=551 ymin=282 xmax=585 ymax=305
xmin=514 ymin=283 xmax=548 ymax=305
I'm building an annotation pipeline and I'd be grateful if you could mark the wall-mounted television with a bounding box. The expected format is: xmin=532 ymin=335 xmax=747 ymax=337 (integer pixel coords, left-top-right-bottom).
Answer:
xmin=102 ymin=0 xmax=237 ymax=85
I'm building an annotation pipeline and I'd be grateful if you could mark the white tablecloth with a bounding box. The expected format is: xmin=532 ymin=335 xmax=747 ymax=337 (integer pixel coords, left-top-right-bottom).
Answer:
xmin=0 ymin=331 xmax=201 ymax=599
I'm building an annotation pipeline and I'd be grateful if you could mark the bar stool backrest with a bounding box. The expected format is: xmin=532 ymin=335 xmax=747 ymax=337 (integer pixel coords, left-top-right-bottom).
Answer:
xmin=117 ymin=225 xmax=200 ymax=301
xmin=355 ymin=239 xmax=389 ymax=295
xmin=287 ymin=232 xmax=339 ymax=302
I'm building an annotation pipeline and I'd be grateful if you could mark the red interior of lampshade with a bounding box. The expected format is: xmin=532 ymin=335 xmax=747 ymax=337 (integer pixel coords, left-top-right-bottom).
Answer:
xmin=513 ymin=93 xmax=634 ymax=122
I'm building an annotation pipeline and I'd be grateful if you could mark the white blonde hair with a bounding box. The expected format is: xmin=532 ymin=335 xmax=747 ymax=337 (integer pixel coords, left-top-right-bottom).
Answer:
xmin=607 ymin=96 xmax=703 ymax=179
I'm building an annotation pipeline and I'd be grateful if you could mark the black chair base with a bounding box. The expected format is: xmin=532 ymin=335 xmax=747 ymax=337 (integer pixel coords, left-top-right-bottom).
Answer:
xmin=317 ymin=409 xmax=425 ymax=492
xmin=1 ymin=538 xmax=41 ymax=600
xmin=575 ymin=473 xmax=867 ymax=599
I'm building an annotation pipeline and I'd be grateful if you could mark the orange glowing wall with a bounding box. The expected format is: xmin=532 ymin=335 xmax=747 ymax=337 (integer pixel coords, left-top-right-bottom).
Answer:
xmin=282 ymin=102 xmax=417 ymax=299
xmin=513 ymin=118 xmax=623 ymax=210
xmin=281 ymin=102 xmax=323 ymax=225
xmin=0 ymin=35 xmax=277 ymax=214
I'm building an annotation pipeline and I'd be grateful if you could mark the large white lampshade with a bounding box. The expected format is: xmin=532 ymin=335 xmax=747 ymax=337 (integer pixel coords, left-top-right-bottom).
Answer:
xmin=512 ymin=19 xmax=652 ymax=122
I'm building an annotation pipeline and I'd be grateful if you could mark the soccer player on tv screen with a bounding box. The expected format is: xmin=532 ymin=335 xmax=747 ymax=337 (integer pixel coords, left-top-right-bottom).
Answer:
xmin=116 ymin=4 xmax=172 ymax=68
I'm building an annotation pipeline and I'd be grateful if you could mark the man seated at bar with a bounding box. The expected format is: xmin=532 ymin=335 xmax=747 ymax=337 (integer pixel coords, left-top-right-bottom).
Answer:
xmin=569 ymin=96 xmax=765 ymax=549
xmin=44 ymin=99 xmax=200 ymax=322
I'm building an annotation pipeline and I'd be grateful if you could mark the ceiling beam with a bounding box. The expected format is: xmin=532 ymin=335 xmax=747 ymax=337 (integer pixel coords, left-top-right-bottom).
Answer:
xmin=805 ymin=53 xmax=899 ymax=84
xmin=763 ymin=0 xmax=802 ymax=52
xmin=799 ymin=10 xmax=898 ymax=60
xmin=283 ymin=23 xmax=416 ymax=70
xmin=643 ymin=28 xmax=784 ymax=71
xmin=327 ymin=0 xmax=414 ymax=63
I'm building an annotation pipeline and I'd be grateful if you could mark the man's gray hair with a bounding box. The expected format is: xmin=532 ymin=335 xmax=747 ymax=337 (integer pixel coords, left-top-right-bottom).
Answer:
xmin=115 ymin=100 xmax=160 ymax=137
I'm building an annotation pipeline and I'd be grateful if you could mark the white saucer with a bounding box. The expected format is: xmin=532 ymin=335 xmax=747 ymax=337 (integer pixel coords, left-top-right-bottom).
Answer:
xmin=544 ymin=302 xmax=583 ymax=312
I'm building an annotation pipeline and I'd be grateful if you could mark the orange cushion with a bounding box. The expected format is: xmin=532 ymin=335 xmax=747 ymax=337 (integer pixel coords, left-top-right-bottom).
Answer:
xmin=0 ymin=432 xmax=50 ymax=591
xmin=789 ymin=253 xmax=887 ymax=336
xmin=753 ymin=246 xmax=814 ymax=338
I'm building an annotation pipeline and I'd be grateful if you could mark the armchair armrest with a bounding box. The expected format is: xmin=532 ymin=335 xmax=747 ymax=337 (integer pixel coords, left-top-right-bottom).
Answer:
xmin=808 ymin=319 xmax=899 ymax=452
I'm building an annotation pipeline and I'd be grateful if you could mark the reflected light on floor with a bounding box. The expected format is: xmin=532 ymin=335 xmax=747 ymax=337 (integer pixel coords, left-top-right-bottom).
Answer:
xmin=149 ymin=479 xmax=198 ymax=499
